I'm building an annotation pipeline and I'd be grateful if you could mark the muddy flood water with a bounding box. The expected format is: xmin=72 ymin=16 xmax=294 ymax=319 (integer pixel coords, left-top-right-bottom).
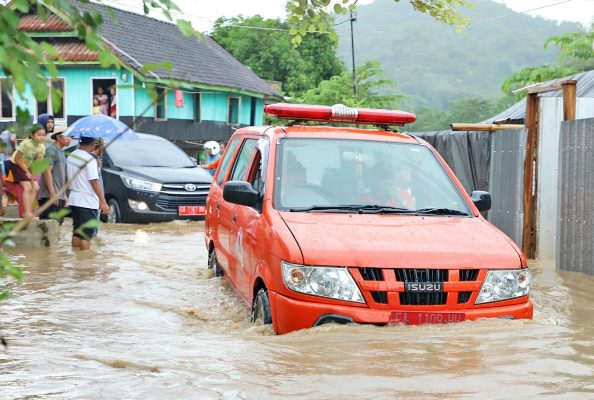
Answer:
xmin=1 ymin=220 xmax=594 ymax=399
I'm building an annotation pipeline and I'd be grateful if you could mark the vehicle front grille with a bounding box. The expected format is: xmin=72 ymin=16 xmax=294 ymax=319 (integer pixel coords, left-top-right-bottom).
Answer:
xmin=155 ymin=184 xmax=209 ymax=212
xmin=353 ymin=267 xmax=482 ymax=307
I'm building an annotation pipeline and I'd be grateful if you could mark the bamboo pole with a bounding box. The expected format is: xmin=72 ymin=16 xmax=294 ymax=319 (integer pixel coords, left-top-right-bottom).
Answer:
xmin=450 ymin=123 xmax=525 ymax=132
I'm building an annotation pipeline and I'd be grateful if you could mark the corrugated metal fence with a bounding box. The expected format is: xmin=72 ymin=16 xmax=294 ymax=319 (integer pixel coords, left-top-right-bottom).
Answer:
xmin=487 ymin=129 xmax=527 ymax=246
xmin=416 ymin=129 xmax=527 ymax=246
xmin=557 ymin=117 xmax=594 ymax=275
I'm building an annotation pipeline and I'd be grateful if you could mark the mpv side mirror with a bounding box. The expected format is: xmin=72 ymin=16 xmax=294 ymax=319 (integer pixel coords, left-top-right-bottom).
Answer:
xmin=470 ymin=190 xmax=491 ymax=212
xmin=223 ymin=181 xmax=260 ymax=208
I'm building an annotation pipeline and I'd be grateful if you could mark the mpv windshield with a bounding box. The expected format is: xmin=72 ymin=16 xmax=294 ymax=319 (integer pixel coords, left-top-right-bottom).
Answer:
xmin=106 ymin=138 xmax=196 ymax=168
xmin=274 ymin=138 xmax=470 ymax=215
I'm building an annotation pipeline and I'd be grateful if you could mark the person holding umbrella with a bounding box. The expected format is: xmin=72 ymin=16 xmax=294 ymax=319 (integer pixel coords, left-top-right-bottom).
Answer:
xmin=66 ymin=135 xmax=109 ymax=250
xmin=63 ymin=114 xmax=137 ymax=249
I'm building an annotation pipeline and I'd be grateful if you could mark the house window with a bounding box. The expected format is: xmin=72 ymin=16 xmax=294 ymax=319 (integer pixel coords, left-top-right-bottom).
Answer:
xmin=228 ymin=97 xmax=240 ymax=124
xmin=37 ymin=78 xmax=65 ymax=119
xmin=0 ymin=78 xmax=13 ymax=119
xmin=155 ymin=87 xmax=167 ymax=120
xmin=194 ymin=93 xmax=201 ymax=122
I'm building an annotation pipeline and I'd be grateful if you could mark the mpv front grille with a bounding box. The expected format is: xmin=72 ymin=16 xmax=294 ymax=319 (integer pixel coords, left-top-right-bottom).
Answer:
xmin=155 ymin=184 xmax=209 ymax=211
xmin=353 ymin=267 xmax=481 ymax=307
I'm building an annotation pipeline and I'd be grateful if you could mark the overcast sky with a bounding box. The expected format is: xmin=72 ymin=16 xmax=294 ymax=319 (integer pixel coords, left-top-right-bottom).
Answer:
xmin=98 ymin=0 xmax=593 ymax=31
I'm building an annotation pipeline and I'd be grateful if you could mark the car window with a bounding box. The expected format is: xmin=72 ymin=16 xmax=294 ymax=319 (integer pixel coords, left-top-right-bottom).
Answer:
xmin=106 ymin=137 xmax=195 ymax=168
xmin=216 ymin=136 xmax=240 ymax=186
xmin=229 ymin=139 xmax=258 ymax=182
xmin=274 ymin=138 xmax=470 ymax=213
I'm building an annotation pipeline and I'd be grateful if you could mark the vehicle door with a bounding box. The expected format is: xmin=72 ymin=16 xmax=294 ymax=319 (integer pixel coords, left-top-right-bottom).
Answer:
xmin=206 ymin=136 xmax=241 ymax=271
xmin=219 ymin=138 xmax=259 ymax=286
xmin=229 ymin=138 xmax=269 ymax=302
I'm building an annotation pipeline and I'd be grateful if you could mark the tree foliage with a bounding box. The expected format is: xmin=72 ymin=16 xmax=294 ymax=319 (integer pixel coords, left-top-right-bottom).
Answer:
xmin=296 ymin=60 xmax=404 ymax=108
xmin=501 ymin=23 xmax=594 ymax=101
xmin=211 ymin=15 xmax=344 ymax=96
xmin=408 ymin=97 xmax=511 ymax=132
xmin=286 ymin=0 xmax=472 ymax=46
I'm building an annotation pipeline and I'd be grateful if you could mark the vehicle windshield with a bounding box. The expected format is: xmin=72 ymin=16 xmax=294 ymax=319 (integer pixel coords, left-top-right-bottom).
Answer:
xmin=274 ymin=138 xmax=470 ymax=215
xmin=106 ymin=138 xmax=196 ymax=168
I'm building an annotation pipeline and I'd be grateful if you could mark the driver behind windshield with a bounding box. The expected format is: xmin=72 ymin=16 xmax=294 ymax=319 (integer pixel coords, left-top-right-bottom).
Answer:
xmin=361 ymin=163 xmax=415 ymax=209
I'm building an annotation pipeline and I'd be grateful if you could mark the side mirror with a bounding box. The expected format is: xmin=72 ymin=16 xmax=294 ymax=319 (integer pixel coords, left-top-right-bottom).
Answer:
xmin=223 ymin=181 xmax=259 ymax=207
xmin=470 ymin=190 xmax=491 ymax=212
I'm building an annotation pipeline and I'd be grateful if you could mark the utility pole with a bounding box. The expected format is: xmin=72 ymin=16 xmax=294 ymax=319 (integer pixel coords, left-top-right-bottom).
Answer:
xmin=349 ymin=7 xmax=357 ymax=96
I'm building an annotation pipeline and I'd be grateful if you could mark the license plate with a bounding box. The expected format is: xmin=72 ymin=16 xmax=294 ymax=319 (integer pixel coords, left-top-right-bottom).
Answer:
xmin=178 ymin=205 xmax=206 ymax=216
xmin=389 ymin=311 xmax=466 ymax=325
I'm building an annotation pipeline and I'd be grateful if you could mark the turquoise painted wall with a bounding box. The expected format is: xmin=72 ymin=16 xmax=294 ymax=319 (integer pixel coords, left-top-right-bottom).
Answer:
xmin=0 ymin=66 xmax=134 ymax=120
xmin=134 ymin=85 xmax=265 ymax=125
xmin=2 ymin=68 xmax=266 ymax=125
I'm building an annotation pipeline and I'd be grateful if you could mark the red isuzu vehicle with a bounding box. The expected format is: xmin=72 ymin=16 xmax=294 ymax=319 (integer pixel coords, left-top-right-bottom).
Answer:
xmin=204 ymin=103 xmax=533 ymax=334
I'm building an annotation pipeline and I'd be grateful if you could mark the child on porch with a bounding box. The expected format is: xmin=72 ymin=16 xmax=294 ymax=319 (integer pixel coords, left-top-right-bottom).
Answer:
xmin=92 ymin=97 xmax=101 ymax=115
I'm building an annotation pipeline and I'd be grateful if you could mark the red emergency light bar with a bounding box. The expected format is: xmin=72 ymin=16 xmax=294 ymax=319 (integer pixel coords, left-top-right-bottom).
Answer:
xmin=264 ymin=103 xmax=416 ymax=126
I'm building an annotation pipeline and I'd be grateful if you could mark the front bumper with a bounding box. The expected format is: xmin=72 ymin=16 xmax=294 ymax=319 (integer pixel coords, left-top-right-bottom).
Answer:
xmin=270 ymin=291 xmax=533 ymax=334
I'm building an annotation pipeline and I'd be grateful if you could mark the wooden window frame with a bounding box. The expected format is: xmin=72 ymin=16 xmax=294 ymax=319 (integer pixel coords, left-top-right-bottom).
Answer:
xmin=36 ymin=78 xmax=66 ymax=121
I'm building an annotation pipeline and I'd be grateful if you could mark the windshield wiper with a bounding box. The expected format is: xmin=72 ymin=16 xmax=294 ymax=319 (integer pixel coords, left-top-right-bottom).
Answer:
xmin=414 ymin=208 xmax=469 ymax=216
xmin=289 ymin=204 xmax=415 ymax=214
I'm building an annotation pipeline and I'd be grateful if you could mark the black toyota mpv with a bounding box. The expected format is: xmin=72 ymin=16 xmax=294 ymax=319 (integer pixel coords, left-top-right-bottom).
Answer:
xmin=101 ymin=133 xmax=212 ymax=223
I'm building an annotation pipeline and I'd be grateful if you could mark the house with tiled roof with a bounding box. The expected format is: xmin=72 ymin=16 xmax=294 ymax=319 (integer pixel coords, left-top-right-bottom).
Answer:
xmin=0 ymin=1 xmax=281 ymax=143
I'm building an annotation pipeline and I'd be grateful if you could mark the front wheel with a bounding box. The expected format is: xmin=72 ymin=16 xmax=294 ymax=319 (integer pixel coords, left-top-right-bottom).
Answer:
xmin=251 ymin=288 xmax=272 ymax=326
xmin=107 ymin=199 xmax=121 ymax=223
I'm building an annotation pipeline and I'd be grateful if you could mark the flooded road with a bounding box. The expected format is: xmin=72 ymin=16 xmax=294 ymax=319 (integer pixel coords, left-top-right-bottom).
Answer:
xmin=1 ymin=221 xmax=594 ymax=399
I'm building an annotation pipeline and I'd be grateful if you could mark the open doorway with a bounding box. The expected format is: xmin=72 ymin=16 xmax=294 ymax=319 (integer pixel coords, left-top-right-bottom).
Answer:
xmin=91 ymin=78 xmax=117 ymax=119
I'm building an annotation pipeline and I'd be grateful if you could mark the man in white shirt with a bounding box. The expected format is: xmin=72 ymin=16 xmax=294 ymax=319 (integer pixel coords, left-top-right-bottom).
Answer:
xmin=66 ymin=136 xmax=109 ymax=250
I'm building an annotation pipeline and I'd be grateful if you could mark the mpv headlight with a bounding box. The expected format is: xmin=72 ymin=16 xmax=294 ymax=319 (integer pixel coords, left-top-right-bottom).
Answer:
xmin=476 ymin=269 xmax=531 ymax=304
xmin=281 ymin=261 xmax=365 ymax=303
xmin=121 ymin=175 xmax=162 ymax=192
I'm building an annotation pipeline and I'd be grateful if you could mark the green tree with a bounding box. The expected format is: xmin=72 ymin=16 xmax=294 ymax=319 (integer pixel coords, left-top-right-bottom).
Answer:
xmin=286 ymin=0 xmax=472 ymax=45
xmin=408 ymin=97 xmax=510 ymax=132
xmin=211 ymin=15 xmax=344 ymax=96
xmin=502 ymin=23 xmax=594 ymax=101
xmin=296 ymin=60 xmax=403 ymax=108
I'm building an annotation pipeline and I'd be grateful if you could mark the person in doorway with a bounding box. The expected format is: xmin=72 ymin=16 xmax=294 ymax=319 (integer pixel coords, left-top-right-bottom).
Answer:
xmin=92 ymin=97 xmax=101 ymax=115
xmin=199 ymin=141 xmax=221 ymax=176
xmin=9 ymin=124 xmax=46 ymax=219
xmin=95 ymin=87 xmax=109 ymax=116
xmin=38 ymin=113 xmax=54 ymax=136
xmin=109 ymin=87 xmax=117 ymax=118
xmin=67 ymin=136 xmax=109 ymax=250
xmin=38 ymin=126 xmax=71 ymax=224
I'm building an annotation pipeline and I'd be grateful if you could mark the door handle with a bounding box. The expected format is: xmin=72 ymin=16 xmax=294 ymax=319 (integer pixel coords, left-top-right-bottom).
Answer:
xmin=232 ymin=213 xmax=237 ymax=223
xmin=216 ymin=201 xmax=221 ymax=211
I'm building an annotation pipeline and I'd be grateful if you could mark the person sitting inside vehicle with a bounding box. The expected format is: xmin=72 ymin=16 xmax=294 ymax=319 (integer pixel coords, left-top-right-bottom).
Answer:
xmin=361 ymin=163 xmax=415 ymax=209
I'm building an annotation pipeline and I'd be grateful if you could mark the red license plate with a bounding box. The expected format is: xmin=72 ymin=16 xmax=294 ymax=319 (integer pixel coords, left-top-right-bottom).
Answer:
xmin=178 ymin=205 xmax=206 ymax=216
xmin=389 ymin=311 xmax=466 ymax=325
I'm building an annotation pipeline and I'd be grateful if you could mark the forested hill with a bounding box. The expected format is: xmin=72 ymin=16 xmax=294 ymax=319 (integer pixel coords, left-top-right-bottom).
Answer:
xmin=335 ymin=0 xmax=580 ymax=109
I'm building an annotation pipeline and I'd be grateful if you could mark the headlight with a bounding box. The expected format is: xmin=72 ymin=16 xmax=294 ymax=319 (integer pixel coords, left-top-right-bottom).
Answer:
xmin=121 ymin=175 xmax=162 ymax=192
xmin=281 ymin=261 xmax=365 ymax=303
xmin=476 ymin=269 xmax=531 ymax=304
